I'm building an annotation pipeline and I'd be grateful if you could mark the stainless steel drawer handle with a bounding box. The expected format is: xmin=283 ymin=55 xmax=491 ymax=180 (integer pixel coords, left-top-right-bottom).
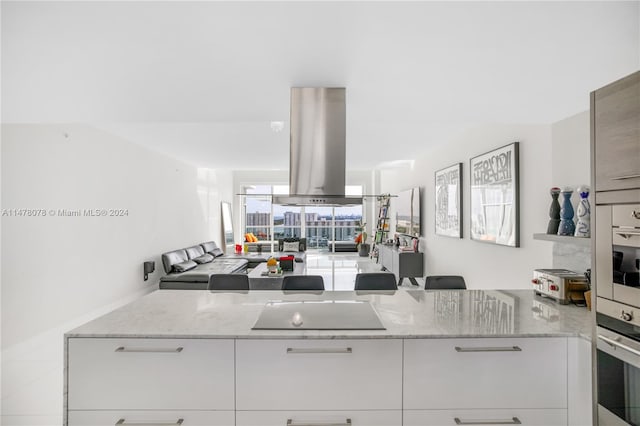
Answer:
xmin=614 ymin=230 xmax=640 ymax=239
xmin=287 ymin=347 xmax=352 ymax=354
xmin=454 ymin=417 xmax=521 ymax=425
xmin=287 ymin=419 xmax=351 ymax=426
xmin=455 ymin=346 xmax=522 ymax=352
xmin=115 ymin=346 xmax=184 ymax=353
xmin=611 ymin=174 xmax=640 ymax=181
xmin=115 ymin=419 xmax=184 ymax=426
xmin=598 ymin=334 xmax=640 ymax=357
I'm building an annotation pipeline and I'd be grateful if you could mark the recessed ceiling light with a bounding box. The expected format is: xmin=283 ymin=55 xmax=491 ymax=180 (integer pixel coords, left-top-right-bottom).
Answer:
xmin=270 ymin=121 xmax=284 ymax=132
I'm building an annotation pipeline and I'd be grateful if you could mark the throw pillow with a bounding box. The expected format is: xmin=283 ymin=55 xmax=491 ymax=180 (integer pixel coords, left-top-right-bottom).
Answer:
xmin=282 ymin=241 xmax=300 ymax=252
xmin=173 ymin=260 xmax=198 ymax=273
xmin=210 ymin=248 xmax=224 ymax=257
xmin=193 ymin=254 xmax=214 ymax=264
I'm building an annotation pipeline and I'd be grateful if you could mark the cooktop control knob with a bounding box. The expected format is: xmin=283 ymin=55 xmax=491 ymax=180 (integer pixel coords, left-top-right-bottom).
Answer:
xmin=549 ymin=284 xmax=559 ymax=291
xmin=620 ymin=310 xmax=634 ymax=322
xmin=531 ymin=279 xmax=539 ymax=284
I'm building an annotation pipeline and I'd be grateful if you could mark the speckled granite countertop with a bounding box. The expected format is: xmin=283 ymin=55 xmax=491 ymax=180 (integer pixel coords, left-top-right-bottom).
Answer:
xmin=65 ymin=289 xmax=593 ymax=340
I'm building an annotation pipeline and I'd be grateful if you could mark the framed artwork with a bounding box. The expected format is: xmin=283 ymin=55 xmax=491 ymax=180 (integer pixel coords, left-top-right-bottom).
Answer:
xmin=435 ymin=163 xmax=462 ymax=238
xmin=469 ymin=142 xmax=520 ymax=247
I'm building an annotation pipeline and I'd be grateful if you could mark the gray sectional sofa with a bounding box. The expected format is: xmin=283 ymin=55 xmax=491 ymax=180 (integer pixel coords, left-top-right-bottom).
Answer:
xmin=159 ymin=241 xmax=249 ymax=290
xmin=158 ymin=239 xmax=308 ymax=290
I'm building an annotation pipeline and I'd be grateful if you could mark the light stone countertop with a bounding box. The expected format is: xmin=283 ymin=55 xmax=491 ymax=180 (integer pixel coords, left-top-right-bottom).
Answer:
xmin=65 ymin=289 xmax=593 ymax=340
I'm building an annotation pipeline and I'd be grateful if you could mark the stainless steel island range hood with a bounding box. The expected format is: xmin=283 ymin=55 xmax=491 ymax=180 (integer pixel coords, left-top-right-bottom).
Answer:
xmin=272 ymin=87 xmax=362 ymax=206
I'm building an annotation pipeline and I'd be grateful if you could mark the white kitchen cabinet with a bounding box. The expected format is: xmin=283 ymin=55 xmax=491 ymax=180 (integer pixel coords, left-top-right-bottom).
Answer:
xmin=236 ymin=410 xmax=401 ymax=426
xmin=68 ymin=410 xmax=235 ymax=426
xmin=67 ymin=338 xmax=234 ymax=410
xmin=403 ymin=337 xmax=567 ymax=410
xmin=568 ymin=337 xmax=593 ymax=426
xmin=403 ymin=409 xmax=567 ymax=426
xmin=235 ymin=339 xmax=402 ymax=410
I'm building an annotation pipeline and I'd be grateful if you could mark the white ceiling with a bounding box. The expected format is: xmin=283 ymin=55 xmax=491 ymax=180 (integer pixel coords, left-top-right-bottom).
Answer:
xmin=2 ymin=1 xmax=639 ymax=169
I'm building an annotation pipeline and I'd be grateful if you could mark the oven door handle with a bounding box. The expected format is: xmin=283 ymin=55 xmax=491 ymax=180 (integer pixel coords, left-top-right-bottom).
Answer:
xmin=598 ymin=334 xmax=640 ymax=357
xmin=614 ymin=230 xmax=640 ymax=239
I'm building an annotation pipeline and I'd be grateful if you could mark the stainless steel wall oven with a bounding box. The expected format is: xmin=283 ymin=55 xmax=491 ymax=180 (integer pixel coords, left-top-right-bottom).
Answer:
xmin=596 ymin=314 xmax=640 ymax=425
xmin=595 ymin=204 xmax=640 ymax=425
xmin=596 ymin=205 xmax=640 ymax=313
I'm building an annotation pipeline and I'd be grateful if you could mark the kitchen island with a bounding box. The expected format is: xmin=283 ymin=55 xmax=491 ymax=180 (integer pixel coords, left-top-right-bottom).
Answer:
xmin=65 ymin=289 xmax=593 ymax=426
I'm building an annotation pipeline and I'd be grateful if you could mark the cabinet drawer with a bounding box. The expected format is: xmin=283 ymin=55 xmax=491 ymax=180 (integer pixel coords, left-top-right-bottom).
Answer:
xmin=403 ymin=409 xmax=567 ymax=426
xmin=236 ymin=410 xmax=401 ymax=426
xmin=404 ymin=338 xmax=567 ymax=409
xmin=68 ymin=410 xmax=235 ymax=426
xmin=236 ymin=339 xmax=402 ymax=410
xmin=68 ymin=338 xmax=234 ymax=410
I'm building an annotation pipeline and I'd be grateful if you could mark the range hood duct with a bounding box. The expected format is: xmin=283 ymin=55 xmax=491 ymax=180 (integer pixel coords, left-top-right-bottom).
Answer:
xmin=272 ymin=87 xmax=363 ymax=207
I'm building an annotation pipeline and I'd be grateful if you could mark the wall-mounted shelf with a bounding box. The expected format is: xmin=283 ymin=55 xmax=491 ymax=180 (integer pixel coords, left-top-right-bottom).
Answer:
xmin=533 ymin=233 xmax=591 ymax=247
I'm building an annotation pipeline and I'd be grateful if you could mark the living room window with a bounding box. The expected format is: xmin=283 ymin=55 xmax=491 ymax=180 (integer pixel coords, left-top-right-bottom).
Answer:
xmin=242 ymin=184 xmax=363 ymax=250
xmin=273 ymin=185 xmax=302 ymax=239
xmin=244 ymin=185 xmax=273 ymax=241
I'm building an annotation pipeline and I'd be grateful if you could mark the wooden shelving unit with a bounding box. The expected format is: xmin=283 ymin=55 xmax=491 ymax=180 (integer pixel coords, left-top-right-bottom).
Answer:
xmin=371 ymin=194 xmax=391 ymax=259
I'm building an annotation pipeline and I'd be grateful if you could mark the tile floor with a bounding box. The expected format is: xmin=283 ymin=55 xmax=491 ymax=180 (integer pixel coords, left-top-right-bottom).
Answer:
xmin=1 ymin=252 xmax=423 ymax=426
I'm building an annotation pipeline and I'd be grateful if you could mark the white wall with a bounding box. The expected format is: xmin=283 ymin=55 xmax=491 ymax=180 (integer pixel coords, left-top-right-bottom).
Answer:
xmin=379 ymin=124 xmax=553 ymax=289
xmin=1 ymin=124 xmax=232 ymax=349
xmin=550 ymin=110 xmax=592 ymax=272
xmin=552 ymin=111 xmax=591 ymax=193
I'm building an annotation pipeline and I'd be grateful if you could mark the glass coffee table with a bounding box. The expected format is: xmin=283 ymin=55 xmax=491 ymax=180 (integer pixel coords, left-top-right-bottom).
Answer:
xmin=248 ymin=261 xmax=307 ymax=290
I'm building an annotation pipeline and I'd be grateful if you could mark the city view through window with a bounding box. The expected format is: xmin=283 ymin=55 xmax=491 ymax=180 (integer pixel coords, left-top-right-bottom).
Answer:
xmin=244 ymin=185 xmax=363 ymax=249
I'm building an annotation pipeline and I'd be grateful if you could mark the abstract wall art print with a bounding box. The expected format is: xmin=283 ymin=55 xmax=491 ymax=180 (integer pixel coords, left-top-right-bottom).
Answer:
xmin=469 ymin=142 xmax=520 ymax=247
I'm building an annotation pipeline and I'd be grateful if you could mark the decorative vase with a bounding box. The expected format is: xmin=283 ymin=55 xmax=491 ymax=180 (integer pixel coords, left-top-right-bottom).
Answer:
xmin=547 ymin=187 xmax=561 ymax=235
xmin=574 ymin=185 xmax=591 ymax=238
xmin=557 ymin=187 xmax=576 ymax=236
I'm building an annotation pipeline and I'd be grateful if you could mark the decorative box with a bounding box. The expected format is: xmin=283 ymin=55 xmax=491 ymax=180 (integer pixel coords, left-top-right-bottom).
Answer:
xmin=279 ymin=256 xmax=294 ymax=271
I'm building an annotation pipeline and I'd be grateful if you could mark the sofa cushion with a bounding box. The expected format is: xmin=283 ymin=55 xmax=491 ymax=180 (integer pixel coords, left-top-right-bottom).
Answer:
xmin=193 ymin=254 xmax=214 ymax=264
xmin=161 ymin=249 xmax=189 ymax=274
xmin=201 ymin=241 xmax=224 ymax=257
xmin=173 ymin=260 xmax=198 ymax=272
xmin=278 ymin=237 xmax=307 ymax=252
xmin=159 ymin=258 xmax=249 ymax=283
xmin=201 ymin=241 xmax=217 ymax=253
xmin=185 ymin=245 xmax=205 ymax=260
xmin=283 ymin=241 xmax=300 ymax=252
